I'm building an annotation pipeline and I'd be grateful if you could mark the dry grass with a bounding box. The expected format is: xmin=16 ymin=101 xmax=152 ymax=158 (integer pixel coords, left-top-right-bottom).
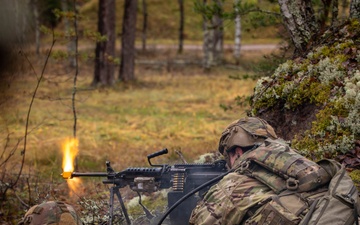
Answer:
xmin=0 ymin=50 xmax=262 ymax=180
xmin=0 ymin=41 xmax=275 ymax=224
xmin=0 ymin=1 xmax=281 ymax=221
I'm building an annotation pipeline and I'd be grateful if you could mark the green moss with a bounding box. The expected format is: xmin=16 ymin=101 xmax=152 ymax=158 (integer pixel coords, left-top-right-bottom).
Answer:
xmin=251 ymin=20 xmax=360 ymax=162
xmin=291 ymin=97 xmax=357 ymax=160
xmin=319 ymin=46 xmax=332 ymax=58
xmin=336 ymin=41 xmax=355 ymax=51
xmin=311 ymin=107 xmax=333 ymax=132
xmin=349 ymin=169 xmax=360 ymax=191
xmin=349 ymin=19 xmax=360 ymax=32
xmin=334 ymin=54 xmax=349 ymax=63
xmin=292 ymin=134 xmax=319 ymax=159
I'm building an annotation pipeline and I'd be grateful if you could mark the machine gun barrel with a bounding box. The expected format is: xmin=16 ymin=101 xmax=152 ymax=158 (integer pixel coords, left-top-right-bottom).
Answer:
xmin=62 ymin=171 xmax=108 ymax=179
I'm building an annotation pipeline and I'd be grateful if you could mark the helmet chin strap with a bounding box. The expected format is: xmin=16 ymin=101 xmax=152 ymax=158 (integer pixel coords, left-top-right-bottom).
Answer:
xmin=241 ymin=143 xmax=261 ymax=153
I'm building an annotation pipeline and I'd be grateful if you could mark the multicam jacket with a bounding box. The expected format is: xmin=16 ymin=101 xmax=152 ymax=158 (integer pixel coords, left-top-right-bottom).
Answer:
xmin=189 ymin=139 xmax=338 ymax=225
xmin=189 ymin=153 xmax=275 ymax=225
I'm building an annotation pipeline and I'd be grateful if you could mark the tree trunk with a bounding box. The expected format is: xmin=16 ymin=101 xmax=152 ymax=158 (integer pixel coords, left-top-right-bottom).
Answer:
xmin=61 ymin=0 xmax=76 ymax=67
xmin=202 ymin=0 xmax=223 ymax=71
xmin=278 ymin=0 xmax=318 ymax=55
xmin=341 ymin=0 xmax=349 ymax=19
xmin=202 ymin=0 xmax=213 ymax=72
xmin=212 ymin=0 xmax=223 ymax=65
xmin=233 ymin=0 xmax=242 ymax=65
xmin=178 ymin=0 xmax=184 ymax=54
xmin=31 ymin=0 xmax=40 ymax=55
xmin=319 ymin=0 xmax=332 ymax=30
xmin=93 ymin=0 xmax=116 ymax=86
xmin=141 ymin=0 xmax=147 ymax=51
xmin=119 ymin=0 xmax=137 ymax=82
xmin=350 ymin=0 xmax=360 ymax=18
xmin=332 ymin=0 xmax=339 ymax=26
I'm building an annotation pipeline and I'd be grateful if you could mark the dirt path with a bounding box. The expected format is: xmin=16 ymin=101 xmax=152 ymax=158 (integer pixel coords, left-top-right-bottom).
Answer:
xmin=47 ymin=43 xmax=279 ymax=53
xmin=139 ymin=43 xmax=278 ymax=51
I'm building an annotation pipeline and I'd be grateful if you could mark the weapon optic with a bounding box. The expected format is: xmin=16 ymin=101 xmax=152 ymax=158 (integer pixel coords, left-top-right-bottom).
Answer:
xmin=61 ymin=148 xmax=228 ymax=225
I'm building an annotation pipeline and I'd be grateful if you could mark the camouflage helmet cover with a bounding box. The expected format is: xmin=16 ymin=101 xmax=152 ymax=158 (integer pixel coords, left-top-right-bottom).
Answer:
xmin=18 ymin=201 xmax=83 ymax=225
xmin=218 ymin=117 xmax=278 ymax=154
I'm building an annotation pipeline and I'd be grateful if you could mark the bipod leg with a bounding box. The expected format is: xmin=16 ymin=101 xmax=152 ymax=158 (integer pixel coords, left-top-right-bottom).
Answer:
xmin=109 ymin=186 xmax=131 ymax=225
xmin=109 ymin=186 xmax=115 ymax=225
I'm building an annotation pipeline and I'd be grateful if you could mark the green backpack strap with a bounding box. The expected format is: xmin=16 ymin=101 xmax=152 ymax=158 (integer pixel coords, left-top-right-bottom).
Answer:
xmin=236 ymin=160 xmax=287 ymax=194
xmin=239 ymin=140 xmax=331 ymax=192
xmin=300 ymin=159 xmax=360 ymax=225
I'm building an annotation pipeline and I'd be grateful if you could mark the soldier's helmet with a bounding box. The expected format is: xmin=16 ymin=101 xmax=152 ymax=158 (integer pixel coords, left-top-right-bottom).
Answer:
xmin=218 ymin=117 xmax=278 ymax=154
xmin=18 ymin=201 xmax=83 ymax=225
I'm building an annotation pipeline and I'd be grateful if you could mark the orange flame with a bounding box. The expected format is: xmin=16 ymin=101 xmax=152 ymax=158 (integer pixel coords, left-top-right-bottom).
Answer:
xmin=62 ymin=138 xmax=78 ymax=173
xmin=62 ymin=138 xmax=81 ymax=196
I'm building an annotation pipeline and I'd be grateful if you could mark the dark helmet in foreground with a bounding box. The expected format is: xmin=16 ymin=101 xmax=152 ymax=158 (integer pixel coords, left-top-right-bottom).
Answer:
xmin=218 ymin=117 xmax=277 ymax=154
xmin=18 ymin=201 xmax=83 ymax=225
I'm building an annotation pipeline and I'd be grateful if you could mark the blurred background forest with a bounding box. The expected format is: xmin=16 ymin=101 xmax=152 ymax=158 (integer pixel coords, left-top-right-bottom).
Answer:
xmin=1 ymin=0 xmax=360 ymax=224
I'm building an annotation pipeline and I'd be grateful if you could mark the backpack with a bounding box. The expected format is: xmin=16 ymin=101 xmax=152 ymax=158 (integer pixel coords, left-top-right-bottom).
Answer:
xmin=237 ymin=139 xmax=360 ymax=225
xmin=18 ymin=201 xmax=83 ymax=225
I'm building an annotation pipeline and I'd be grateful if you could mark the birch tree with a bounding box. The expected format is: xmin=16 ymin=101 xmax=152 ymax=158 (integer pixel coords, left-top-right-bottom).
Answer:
xmin=234 ymin=0 xmax=242 ymax=65
xmin=202 ymin=0 xmax=214 ymax=71
xmin=200 ymin=0 xmax=224 ymax=71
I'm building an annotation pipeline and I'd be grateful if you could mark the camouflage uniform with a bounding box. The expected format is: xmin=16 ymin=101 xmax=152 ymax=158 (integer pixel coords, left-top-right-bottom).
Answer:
xmin=189 ymin=155 xmax=275 ymax=225
xmin=189 ymin=117 xmax=336 ymax=225
xmin=189 ymin=117 xmax=278 ymax=225
xmin=18 ymin=201 xmax=83 ymax=225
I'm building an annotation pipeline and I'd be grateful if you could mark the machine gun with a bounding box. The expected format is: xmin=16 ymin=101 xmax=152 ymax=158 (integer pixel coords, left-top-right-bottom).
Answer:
xmin=61 ymin=148 xmax=229 ymax=225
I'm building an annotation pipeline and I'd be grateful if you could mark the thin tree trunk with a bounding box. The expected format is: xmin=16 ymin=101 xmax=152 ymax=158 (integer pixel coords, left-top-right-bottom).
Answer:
xmin=94 ymin=0 xmax=106 ymax=86
xmin=213 ymin=0 xmax=223 ymax=65
xmin=119 ymin=0 xmax=137 ymax=82
xmin=141 ymin=0 xmax=147 ymax=51
xmin=350 ymin=0 xmax=360 ymax=18
xmin=61 ymin=0 xmax=76 ymax=67
xmin=178 ymin=0 xmax=184 ymax=54
xmin=106 ymin=0 xmax=116 ymax=84
xmin=234 ymin=0 xmax=241 ymax=65
xmin=31 ymin=0 xmax=40 ymax=55
xmin=320 ymin=0 xmax=332 ymax=30
xmin=202 ymin=0 xmax=213 ymax=72
xmin=341 ymin=0 xmax=349 ymax=19
xmin=332 ymin=0 xmax=339 ymax=26
xmin=93 ymin=0 xmax=116 ymax=86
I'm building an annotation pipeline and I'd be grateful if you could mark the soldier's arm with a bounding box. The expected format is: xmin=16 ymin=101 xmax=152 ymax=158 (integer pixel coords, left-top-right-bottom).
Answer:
xmin=189 ymin=172 xmax=274 ymax=225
